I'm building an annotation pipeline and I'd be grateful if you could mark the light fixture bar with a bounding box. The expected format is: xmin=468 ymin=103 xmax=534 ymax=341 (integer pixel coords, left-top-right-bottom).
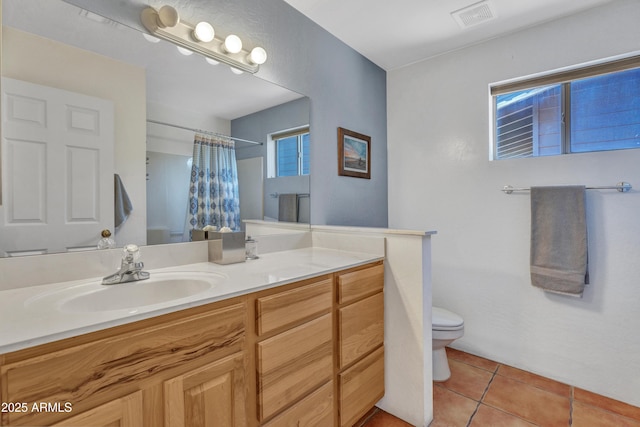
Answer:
xmin=141 ymin=7 xmax=261 ymax=73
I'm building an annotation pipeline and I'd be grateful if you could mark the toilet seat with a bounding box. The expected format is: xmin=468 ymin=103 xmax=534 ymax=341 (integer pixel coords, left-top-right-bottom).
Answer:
xmin=432 ymin=307 xmax=464 ymax=331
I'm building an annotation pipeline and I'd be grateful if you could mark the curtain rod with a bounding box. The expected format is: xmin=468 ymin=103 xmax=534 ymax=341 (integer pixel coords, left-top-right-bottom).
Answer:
xmin=502 ymin=182 xmax=632 ymax=194
xmin=146 ymin=119 xmax=263 ymax=146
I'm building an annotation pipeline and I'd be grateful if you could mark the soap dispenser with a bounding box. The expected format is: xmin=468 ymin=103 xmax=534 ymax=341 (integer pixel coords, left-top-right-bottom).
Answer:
xmin=245 ymin=235 xmax=259 ymax=260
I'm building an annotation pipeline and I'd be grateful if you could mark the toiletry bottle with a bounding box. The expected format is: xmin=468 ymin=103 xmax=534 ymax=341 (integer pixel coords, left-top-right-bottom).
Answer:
xmin=97 ymin=229 xmax=116 ymax=249
xmin=245 ymin=235 xmax=259 ymax=259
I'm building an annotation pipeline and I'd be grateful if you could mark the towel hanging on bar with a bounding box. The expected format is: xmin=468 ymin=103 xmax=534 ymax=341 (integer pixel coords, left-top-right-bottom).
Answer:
xmin=114 ymin=174 xmax=133 ymax=228
xmin=530 ymin=186 xmax=589 ymax=296
xmin=278 ymin=194 xmax=298 ymax=222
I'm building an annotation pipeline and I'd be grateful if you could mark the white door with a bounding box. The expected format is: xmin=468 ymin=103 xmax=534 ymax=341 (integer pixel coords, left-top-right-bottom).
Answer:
xmin=1 ymin=78 xmax=114 ymax=256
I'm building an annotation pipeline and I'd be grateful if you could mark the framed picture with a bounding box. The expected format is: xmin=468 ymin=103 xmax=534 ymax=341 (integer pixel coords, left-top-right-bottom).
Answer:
xmin=338 ymin=127 xmax=371 ymax=179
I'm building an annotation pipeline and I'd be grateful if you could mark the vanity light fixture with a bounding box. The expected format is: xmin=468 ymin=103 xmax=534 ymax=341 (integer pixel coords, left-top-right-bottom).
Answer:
xmin=141 ymin=5 xmax=267 ymax=74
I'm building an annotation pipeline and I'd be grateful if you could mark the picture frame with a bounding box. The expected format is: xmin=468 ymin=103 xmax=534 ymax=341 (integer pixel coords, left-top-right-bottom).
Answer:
xmin=338 ymin=127 xmax=371 ymax=179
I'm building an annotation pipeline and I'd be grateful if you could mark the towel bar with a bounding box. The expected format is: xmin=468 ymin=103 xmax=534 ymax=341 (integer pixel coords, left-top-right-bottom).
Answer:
xmin=502 ymin=182 xmax=632 ymax=194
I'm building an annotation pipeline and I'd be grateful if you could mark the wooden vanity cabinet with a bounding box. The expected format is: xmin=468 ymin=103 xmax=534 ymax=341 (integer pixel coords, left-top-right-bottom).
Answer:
xmin=0 ymin=260 xmax=384 ymax=427
xmin=336 ymin=263 xmax=385 ymax=427
xmin=252 ymin=261 xmax=385 ymax=427
xmin=253 ymin=276 xmax=334 ymax=424
xmin=0 ymin=299 xmax=247 ymax=427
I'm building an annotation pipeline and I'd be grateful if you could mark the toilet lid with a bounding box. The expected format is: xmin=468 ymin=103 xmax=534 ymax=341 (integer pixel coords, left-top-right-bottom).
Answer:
xmin=432 ymin=307 xmax=464 ymax=329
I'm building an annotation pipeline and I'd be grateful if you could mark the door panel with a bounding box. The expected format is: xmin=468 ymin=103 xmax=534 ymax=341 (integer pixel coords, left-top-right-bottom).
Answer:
xmin=1 ymin=78 xmax=114 ymax=256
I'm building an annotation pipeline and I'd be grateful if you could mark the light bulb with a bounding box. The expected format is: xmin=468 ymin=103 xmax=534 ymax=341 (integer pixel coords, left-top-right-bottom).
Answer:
xmin=177 ymin=46 xmax=193 ymax=56
xmin=224 ymin=35 xmax=242 ymax=54
xmin=248 ymin=47 xmax=267 ymax=65
xmin=193 ymin=22 xmax=215 ymax=42
xmin=156 ymin=5 xmax=179 ymax=28
xmin=142 ymin=33 xmax=160 ymax=43
xmin=205 ymin=57 xmax=220 ymax=65
xmin=230 ymin=66 xmax=244 ymax=75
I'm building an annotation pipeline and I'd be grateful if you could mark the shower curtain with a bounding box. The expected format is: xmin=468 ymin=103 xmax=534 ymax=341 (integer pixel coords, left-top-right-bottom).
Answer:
xmin=186 ymin=134 xmax=241 ymax=237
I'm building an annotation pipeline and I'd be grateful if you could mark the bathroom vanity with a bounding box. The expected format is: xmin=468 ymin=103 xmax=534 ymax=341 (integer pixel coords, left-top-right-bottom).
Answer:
xmin=0 ymin=250 xmax=384 ymax=427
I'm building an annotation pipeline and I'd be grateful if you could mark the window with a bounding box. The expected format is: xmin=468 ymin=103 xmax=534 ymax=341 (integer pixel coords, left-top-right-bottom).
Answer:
xmin=271 ymin=128 xmax=310 ymax=176
xmin=492 ymin=56 xmax=640 ymax=160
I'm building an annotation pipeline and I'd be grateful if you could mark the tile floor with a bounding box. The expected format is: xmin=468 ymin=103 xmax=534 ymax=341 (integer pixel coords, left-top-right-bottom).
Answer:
xmin=359 ymin=347 xmax=640 ymax=427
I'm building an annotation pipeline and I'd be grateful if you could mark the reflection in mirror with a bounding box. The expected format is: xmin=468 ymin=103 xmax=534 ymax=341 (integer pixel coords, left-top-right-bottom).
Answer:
xmin=0 ymin=0 xmax=310 ymax=257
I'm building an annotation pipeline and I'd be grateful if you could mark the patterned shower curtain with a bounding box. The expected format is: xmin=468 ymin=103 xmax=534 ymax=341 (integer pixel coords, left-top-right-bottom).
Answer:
xmin=186 ymin=134 xmax=241 ymax=235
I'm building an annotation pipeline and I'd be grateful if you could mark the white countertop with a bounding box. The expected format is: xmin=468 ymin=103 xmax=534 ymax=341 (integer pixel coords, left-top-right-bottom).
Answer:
xmin=0 ymin=247 xmax=382 ymax=354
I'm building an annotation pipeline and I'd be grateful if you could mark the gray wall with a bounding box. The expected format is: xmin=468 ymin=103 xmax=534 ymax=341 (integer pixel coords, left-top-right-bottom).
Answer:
xmin=64 ymin=0 xmax=389 ymax=227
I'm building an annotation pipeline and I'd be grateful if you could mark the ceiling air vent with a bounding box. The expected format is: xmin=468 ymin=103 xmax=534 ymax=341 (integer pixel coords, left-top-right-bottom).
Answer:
xmin=451 ymin=0 xmax=497 ymax=29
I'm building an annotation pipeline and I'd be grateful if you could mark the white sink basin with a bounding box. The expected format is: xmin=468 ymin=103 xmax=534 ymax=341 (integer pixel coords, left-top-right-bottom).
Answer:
xmin=25 ymin=271 xmax=226 ymax=313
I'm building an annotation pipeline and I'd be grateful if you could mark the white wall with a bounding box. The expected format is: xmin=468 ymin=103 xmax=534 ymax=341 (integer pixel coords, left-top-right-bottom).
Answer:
xmin=388 ymin=0 xmax=640 ymax=407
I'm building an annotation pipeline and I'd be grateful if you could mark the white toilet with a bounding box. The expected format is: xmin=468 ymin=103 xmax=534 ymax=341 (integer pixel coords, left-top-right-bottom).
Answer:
xmin=432 ymin=306 xmax=464 ymax=382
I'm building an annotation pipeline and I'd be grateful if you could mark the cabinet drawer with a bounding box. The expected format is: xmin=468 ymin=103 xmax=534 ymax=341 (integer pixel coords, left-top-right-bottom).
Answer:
xmin=339 ymin=346 xmax=385 ymax=427
xmin=256 ymin=278 xmax=332 ymax=336
xmin=262 ymin=382 xmax=333 ymax=427
xmin=337 ymin=264 xmax=384 ymax=304
xmin=1 ymin=303 xmax=245 ymax=426
xmin=339 ymin=292 xmax=384 ymax=368
xmin=257 ymin=314 xmax=333 ymax=421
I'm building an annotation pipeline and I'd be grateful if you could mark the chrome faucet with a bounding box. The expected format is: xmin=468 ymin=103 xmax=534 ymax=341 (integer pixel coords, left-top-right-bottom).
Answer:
xmin=102 ymin=244 xmax=150 ymax=285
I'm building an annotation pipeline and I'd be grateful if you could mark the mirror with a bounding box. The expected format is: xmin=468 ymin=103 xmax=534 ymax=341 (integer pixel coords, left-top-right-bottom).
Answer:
xmin=1 ymin=0 xmax=310 ymax=257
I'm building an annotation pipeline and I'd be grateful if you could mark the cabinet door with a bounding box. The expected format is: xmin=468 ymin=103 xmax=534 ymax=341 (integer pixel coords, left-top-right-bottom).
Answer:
xmin=257 ymin=314 xmax=333 ymax=421
xmin=261 ymin=382 xmax=333 ymax=427
xmin=256 ymin=278 xmax=332 ymax=336
xmin=337 ymin=264 xmax=384 ymax=304
xmin=52 ymin=391 xmax=142 ymax=427
xmin=339 ymin=347 xmax=385 ymax=427
xmin=164 ymin=352 xmax=246 ymax=427
xmin=339 ymin=292 xmax=384 ymax=368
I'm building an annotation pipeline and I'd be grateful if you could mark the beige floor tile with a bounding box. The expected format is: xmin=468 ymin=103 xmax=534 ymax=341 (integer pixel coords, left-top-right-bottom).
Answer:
xmin=432 ymin=385 xmax=478 ymax=427
xmin=361 ymin=409 xmax=414 ymax=427
xmin=469 ymin=404 xmax=538 ymax=426
xmin=446 ymin=347 xmax=499 ymax=372
xmin=441 ymin=359 xmax=493 ymax=401
xmin=483 ymin=375 xmax=570 ymax=426
xmin=574 ymin=387 xmax=640 ymax=421
xmin=497 ymin=365 xmax=571 ymax=398
xmin=572 ymin=401 xmax=640 ymax=427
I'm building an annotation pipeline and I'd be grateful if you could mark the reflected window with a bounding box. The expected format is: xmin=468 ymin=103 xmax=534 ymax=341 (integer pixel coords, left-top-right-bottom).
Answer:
xmin=271 ymin=128 xmax=310 ymax=176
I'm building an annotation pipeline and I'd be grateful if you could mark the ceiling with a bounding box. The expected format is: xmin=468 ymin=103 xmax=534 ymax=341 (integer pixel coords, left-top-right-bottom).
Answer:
xmin=282 ymin=0 xmax=613 ymax=70
xmin=3 ymin=0 xmax=615 ymax=118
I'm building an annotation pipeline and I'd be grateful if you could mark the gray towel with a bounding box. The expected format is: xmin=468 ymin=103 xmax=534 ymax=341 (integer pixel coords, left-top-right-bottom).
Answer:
xmin=114 ymin=174 xmax=133 ymax=228
xmin=530 ymin=186 xmax=588 ymax=296
xmin=278 ymin=193 xmax=298 ymax=222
